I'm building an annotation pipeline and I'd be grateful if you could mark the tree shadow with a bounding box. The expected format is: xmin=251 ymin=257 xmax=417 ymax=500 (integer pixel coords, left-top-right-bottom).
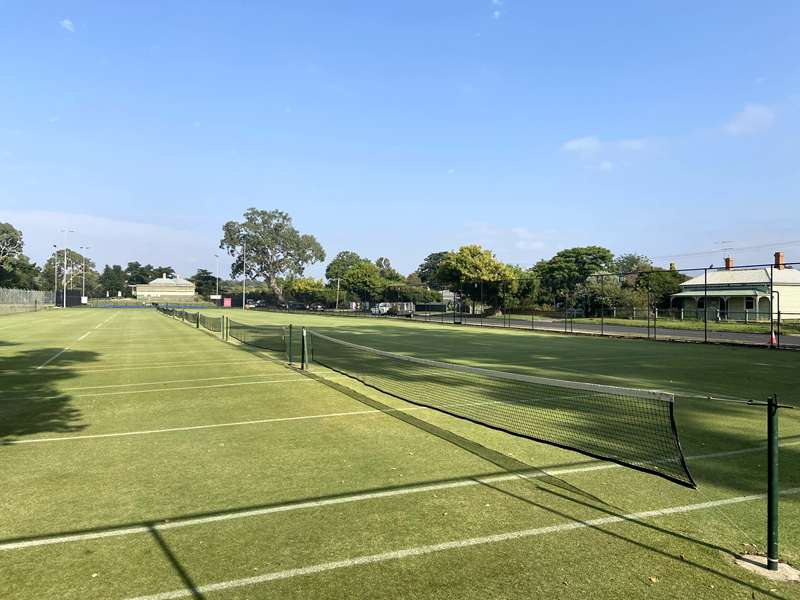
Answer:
xmin=0 ymin=347 xmax=99 ymax=443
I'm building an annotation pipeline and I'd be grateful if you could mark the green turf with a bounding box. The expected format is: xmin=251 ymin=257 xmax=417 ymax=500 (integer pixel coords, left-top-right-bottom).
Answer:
xmin=1 ymin=308 xmax=798 ymax=599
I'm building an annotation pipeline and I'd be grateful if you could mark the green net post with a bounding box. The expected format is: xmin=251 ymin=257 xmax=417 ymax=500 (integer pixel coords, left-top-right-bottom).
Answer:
xmin=301 ymin=327 xmax=306 ymax=370
xmin=767 ymin=393 xmax=780 ymax=571
xmin=289 ymin=324 xmax=294 ymax=364
xmin=196 ymin=315 xmax=200 ymax=329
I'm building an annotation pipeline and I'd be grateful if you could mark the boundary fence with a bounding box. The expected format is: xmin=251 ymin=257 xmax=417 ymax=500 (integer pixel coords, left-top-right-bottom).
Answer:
xmin=0 ymin=287 xmax=55 ymax=315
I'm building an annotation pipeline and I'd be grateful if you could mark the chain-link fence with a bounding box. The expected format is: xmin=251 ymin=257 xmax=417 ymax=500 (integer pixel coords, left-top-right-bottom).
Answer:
xmin=0 ymin=287 xmax=55 ymax=315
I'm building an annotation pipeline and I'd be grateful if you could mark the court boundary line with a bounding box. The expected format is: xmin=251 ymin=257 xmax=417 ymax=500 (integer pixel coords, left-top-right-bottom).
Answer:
xmin=2 ymin=440 xmax=797 ymax=552
xmin=124 ymin=487 xmax=800 ymax=600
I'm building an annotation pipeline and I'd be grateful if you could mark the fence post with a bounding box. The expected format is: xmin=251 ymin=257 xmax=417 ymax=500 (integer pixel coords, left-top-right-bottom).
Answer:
xmin=289 ymin=324 xmax=294 ymax=365
xmin=704 ymin=268 xmax=708 ymax=343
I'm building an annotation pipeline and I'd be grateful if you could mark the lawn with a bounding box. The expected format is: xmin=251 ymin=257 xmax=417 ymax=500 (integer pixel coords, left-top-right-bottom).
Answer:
xmin=1 ymin=307 xmax=798 ymax=599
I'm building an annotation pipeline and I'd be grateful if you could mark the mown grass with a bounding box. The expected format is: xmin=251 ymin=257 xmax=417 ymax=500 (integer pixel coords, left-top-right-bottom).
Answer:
xmin=0 ymin=308 xmax=797 ymax=599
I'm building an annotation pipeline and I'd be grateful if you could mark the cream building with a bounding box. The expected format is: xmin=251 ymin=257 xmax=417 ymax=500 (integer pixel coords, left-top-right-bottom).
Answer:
xmin=671 ymin=252 xmax=800 ymax=321
xmin=134 ymin=274 xmax=196 ymax=301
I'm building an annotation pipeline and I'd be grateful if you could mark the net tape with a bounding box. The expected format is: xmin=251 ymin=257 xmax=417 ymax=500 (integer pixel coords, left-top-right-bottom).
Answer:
xmin=308 ymin=330 xmax=695 ymax=487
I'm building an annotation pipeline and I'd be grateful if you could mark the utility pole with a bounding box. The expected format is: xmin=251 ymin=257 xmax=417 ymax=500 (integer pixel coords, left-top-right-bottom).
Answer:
xmin=61 ymin=229 xmax=74 ymax=308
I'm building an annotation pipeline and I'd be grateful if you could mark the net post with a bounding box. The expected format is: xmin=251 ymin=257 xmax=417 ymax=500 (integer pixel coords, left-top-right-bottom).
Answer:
xmin=767 ymin=393 xmax=779 ymax=571
xmin=289 ymin=324 xmax=294 ymax=364
xmin=301 ymin=327 xmax=307 ymax=370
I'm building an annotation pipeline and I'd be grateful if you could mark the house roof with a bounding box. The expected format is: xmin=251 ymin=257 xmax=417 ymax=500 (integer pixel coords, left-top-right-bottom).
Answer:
xmin=673 ymin=289 xmax=770 ymax=298
xmin=145 ymin=275 xmax=194 ymax=287
xmin=680 ymin=267 xmax=800 ymax=287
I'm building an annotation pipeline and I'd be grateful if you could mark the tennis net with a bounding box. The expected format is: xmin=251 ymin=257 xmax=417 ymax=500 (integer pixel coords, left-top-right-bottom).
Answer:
xmin=306 ymin=330 xmax=695 ymax=487
xmin=199 ymin=313 xmax=223 ymax=333
xmin=228 ymin=319 xmax=294 ymax=361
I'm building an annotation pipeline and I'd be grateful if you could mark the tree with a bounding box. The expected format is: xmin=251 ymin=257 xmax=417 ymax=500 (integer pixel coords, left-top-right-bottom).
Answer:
xmin=190 ymin=269 xmax=218 ymax=298
xmin=42 ymin=249 xmax=99 ymax=294
xmin=0 ymin=223 xmax=23 ymax=268
xmin=342 ymin=261 xmax=384 ymax=302
xmin=435 ymin=245 xmax=514 ymax=311
xmin=375 ymin=257 xmax=403 ymax=281
xmin=536 ymin=246 xmax=614 ymax=303
xmin=220 ymin=208 xmax=325 ymax=304
xmin=284 ymin=277 xmax=331 ymax=304
xmin=614 ymin=253 xmax=653 ymax=275
xmin=325 ymin=251 xmax=366 ymax=282
xmin=0 ymin=254 xmax=43 ymax=289
xmin=98 ymin=265 xmax=127 ymax=296
xmin=416 ymin=251 xmax=448 ymax=288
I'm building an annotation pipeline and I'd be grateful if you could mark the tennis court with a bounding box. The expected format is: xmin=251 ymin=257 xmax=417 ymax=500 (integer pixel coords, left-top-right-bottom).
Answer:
xmin=1 ymin=308 xmax=799 ymax=599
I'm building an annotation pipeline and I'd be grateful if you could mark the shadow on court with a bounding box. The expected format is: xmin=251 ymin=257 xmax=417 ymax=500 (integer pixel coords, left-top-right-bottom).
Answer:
xmin=0 ymin=347 xmax=99 ymax=443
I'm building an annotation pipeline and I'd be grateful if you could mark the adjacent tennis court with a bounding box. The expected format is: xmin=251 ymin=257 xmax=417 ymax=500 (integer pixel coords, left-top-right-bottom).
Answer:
xmin=1 ymin=308 xmax=798 ymax=599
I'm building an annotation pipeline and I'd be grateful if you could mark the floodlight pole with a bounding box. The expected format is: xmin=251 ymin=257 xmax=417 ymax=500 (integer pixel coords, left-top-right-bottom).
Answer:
xmin=80 ymin=245 xmax=90 ymax=298
xmin=242 ymin=235 xmax=247 ymax=310
xmin=214 ymin=254 xmax=220 ymax=296
xmin=61 ymin=229 xmax=74 ymax=308
xmin=335 ymin=278 xmax=341 ymax=310
xmin=52 ymin=244 xmax=58 ymax=302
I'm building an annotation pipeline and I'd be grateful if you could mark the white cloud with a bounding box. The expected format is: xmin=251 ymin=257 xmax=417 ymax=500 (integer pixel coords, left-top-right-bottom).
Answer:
xmin=492 ymin=10 xmax=502 ymax=19
xmin=724 ymin=104 xmax=775 ymax=135
xmin=509 ymin=227 xmax=546 ymax=251
xmin=491 ymin=0 xmax=503 ymax=5
xmin=597 ymin=160 xmax=614 ymax=171
xmin=618 ymin=138 xmax=646 ymax=151
xmin=561 ymin=136 xmax=603 ymax=155
xmin=59 ymin=19 xmax=75 ymax=33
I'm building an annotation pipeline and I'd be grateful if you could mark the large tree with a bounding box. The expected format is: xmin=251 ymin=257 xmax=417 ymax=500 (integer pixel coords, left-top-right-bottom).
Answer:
xmin=190 ymin=268 xmax=218 ymax=298
xmin=375 ymin=257 xmax=403 ymax=281
xmin=43 ymin=249 xmax=99 ymax=294
xmin=342 ymin=261 xmax=384 ymax=302
xmin=436 ymin=245 xmax=514 ymax=310
xmin=220 ymin=209 xmax=325 ymax=303
xmin=536 ymin=246 xmax=614 ymax=302
xmin=0 ymin=223 xmax=23 ymax=268
xmin=416 ymin=251 xmax=448 ymax=288
xmin=99 ymin=265 xmax=127 ymax=296
xmin=325 ymin=251 xmax=366 ymax=282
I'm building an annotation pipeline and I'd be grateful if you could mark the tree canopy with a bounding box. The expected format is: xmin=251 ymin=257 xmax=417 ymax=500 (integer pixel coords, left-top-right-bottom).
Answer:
xmin=220 ymin=208 xmax=325 ymax=303
xmin=325 ymin=251 xmax=366 ymax=282
xmin=0 ymin=223 xmax=23 ymax=268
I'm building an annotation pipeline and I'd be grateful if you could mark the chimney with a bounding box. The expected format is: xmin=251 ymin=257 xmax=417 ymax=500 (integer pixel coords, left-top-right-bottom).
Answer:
xmin=163 ymin=272 xmax=167 ymax=278
xmin=774 ymin=251 xmax=785 ymax=270
xmin=669 ymin=262 xmax=677 ymax=271
xmin=724 ymin=256 xmax=734 ymax=270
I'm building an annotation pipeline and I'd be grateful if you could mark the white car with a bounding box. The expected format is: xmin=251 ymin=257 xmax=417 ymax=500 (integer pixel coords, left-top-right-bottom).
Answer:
xmin=370 ymin=302 xmax=392 ymax=315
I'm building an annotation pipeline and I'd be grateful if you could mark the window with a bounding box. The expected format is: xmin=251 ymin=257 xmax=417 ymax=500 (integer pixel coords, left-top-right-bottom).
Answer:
xmin=745 ymin=297 xmax=754 ymax=310
xmin=697 ymin=298 xmax=705 ymax=309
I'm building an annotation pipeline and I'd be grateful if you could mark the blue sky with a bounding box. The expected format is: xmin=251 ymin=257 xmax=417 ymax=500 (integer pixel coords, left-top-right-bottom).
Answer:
xmin=1 ymin=1 xmax=799 ymax=279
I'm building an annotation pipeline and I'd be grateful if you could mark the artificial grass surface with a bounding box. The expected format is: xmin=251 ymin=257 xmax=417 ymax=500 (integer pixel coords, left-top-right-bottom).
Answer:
xmin=1 ymin=308 xmax=798 ymax=599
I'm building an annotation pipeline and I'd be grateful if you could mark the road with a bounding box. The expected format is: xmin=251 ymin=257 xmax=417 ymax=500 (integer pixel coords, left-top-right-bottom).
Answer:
xmin=411 ymin=314 xmax=800 ymax=348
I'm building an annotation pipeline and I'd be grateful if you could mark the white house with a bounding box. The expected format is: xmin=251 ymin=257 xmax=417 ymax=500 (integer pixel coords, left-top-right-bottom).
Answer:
xmin=671 ymin=252 xmax=800 ymax=321
xmin=134 ymin=274 xmax=196 ymax=301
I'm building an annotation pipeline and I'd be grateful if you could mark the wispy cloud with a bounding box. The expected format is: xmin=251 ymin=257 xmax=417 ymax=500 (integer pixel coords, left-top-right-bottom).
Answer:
xmin=723 ymin=104 xmax=775 ymax=135
xmin=59 ymin=19 xmax=75 ymax=33
xmin=561 ymin=136 xmax=646 ymax=171
xmin=490 ymin=0 xmax=503 ymax=20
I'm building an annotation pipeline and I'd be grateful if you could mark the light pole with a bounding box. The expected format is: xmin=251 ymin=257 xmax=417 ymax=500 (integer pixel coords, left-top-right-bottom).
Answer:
xmin=52 ymin=244 xmax=58 ymax=303
xmin=61 ymin=229 xmax=74 ymax=308
xmin=242 ymin=235 xmax=247 ymax=309
xmin=79 ymin=245 xmax=91 ymax=300
xmin=334 ymin=277 xmax=341 ymax=310
xmin=214 ymin=253 xmax=220 ymax=297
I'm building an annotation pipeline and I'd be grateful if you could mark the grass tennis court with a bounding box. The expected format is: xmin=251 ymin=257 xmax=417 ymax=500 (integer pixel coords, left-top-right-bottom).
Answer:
xmin=1 ymin=308 xmax=799 ymax=599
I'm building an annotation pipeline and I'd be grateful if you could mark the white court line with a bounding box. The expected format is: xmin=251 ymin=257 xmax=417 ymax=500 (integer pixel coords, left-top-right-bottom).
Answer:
xmin=124 ymin=487 xmax=800 ymax=600
xmin=2 ymin=358 xmax=263 ymax=376
xmin=93 ymin=313 xmax=117 ymax=329
xmin=3 ymin=373 xmax=297 ymax=394
xmin=77 ymin=332 xmax=91 ymax=341
xmin=35 ymin=348 xmax=69 ymax=370
xmin=3 ymin=441 xmax=798 ymax=552
xmin=6 ymin=377 xmax=335 ymax=402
